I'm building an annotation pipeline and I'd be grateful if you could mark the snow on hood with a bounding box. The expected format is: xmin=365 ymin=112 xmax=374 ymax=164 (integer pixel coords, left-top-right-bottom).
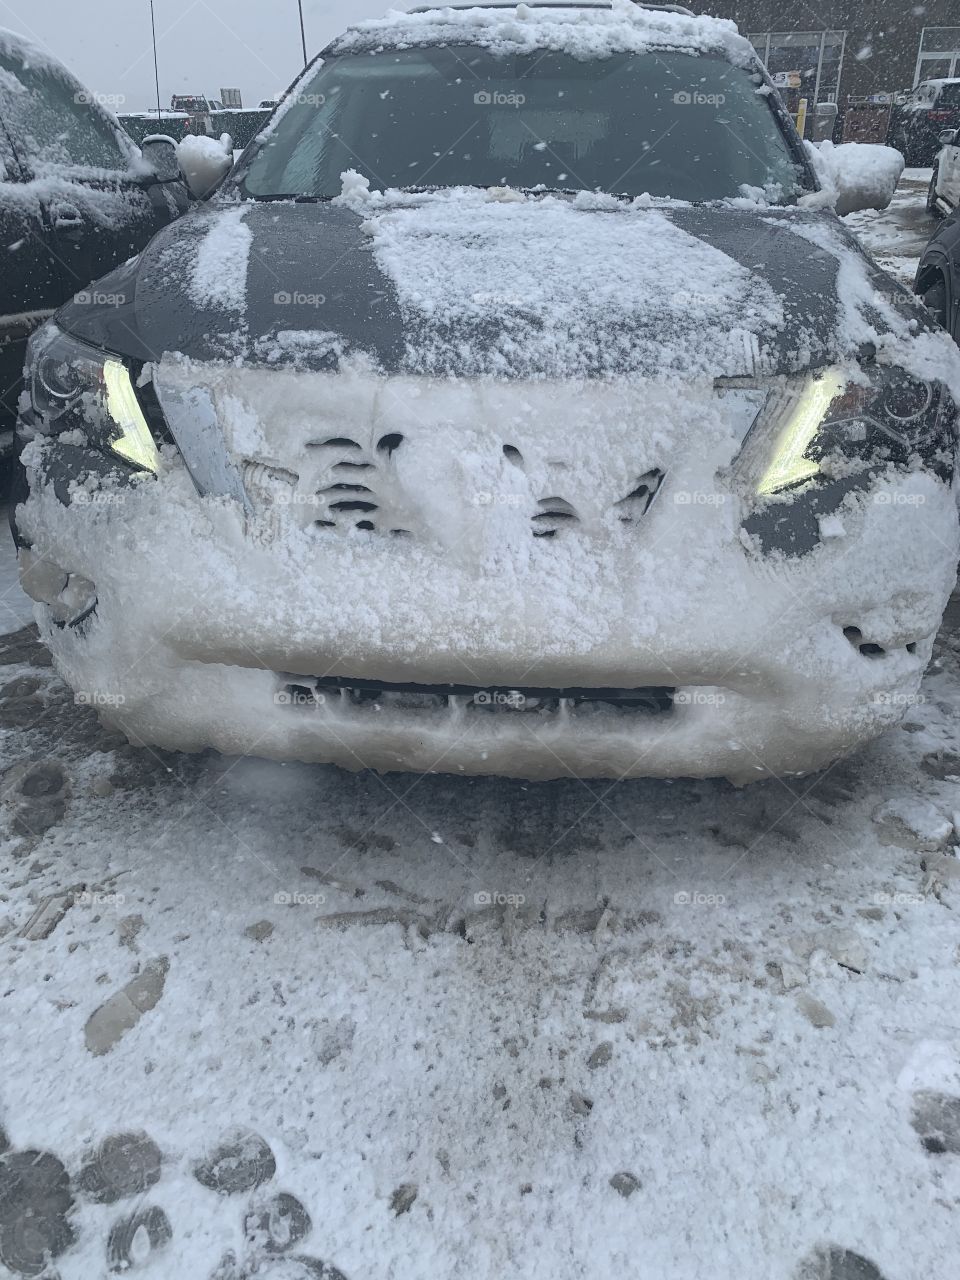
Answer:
xmin=188 ymin=206 xmax=252 ymax=314
xmin=364 ymin=189 xmax=784 ymax=379
xmin=329 ymin=1 xmax=753 ymax=66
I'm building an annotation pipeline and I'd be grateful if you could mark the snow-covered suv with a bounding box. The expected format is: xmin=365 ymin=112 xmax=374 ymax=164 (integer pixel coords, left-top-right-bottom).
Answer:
xmin=11 ymin=1 xmax=960 ymax=785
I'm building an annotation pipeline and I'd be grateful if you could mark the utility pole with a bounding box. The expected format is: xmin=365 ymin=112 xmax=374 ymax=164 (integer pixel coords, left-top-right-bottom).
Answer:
xmin=149 ymin=0 xmax=162 ymax=124
xmin=297 ymin=0 xmax=308 ymax=67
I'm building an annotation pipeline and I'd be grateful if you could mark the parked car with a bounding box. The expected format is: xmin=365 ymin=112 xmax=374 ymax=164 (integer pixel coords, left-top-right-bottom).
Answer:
xmin=916 ymin=191 xmax=960 ymax=343
xmin=888 ymin=78 xmax=960 ymax=167
xmin=927 ymin=128 xmax=960 ymax=217
xmin=11 ymin=2 xmax=960 ymax=785
xmin=0 ymin=28 xmax=190 ymax=462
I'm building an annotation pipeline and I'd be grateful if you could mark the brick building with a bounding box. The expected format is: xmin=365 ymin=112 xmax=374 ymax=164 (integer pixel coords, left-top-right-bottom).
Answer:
xmin=683 ymin=3 xmax=960 ymax=104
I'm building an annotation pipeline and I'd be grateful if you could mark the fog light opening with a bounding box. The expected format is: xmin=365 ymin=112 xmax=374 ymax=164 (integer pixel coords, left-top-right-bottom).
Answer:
xmin=843 ymin=626 xmax=887 ymax=659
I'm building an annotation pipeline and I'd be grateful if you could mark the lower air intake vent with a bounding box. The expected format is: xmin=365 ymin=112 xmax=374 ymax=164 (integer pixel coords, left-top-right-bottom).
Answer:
xmin=276 ymin=676 xmax=676 ymax=717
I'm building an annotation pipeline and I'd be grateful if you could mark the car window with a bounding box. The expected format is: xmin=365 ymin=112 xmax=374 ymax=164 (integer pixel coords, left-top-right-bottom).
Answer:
xmin=238 ymin=47 xmax=810 ymax=204
xmin=0 ymin=49 xmax=132 ymax=173
xmin=935 ymin=83 xmax=960 ymax=106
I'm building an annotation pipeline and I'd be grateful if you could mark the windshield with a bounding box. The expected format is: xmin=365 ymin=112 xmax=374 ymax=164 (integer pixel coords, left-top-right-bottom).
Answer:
xmin=236 ymin=46 xmax=810 ymax=203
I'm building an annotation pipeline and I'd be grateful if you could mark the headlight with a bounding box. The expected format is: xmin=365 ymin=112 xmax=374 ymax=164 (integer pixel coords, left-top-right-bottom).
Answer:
xmin=25 ymin=325 xmax=160 ymax=474
xmin=725 ymin=365 xmax=951 ymax=498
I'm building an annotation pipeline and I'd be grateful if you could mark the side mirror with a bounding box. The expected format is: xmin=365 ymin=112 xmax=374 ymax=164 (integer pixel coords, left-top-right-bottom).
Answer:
xmin=176 ymin=133 xmax=234 ymax=199
xmin=808 ymin=141 xmax=905 ymax=215
xmin=939 ymin=129 xmax=958 ymax=146
xmin=140 ymin=134 xmax=180 ymax=182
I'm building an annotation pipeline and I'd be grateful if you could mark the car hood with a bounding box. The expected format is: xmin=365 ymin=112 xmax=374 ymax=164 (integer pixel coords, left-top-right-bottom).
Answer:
xmin=56 ymin=193 xmax=927 ymax=381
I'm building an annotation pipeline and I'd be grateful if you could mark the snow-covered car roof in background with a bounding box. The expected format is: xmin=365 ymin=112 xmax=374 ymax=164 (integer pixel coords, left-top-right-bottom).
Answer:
xmin=0 ymin=24 xmax=96 ymax=87
xmin=0 ymin=23 xmax=141 ymax=167
xmin=327 ymin=1 xmax=754 ymax=65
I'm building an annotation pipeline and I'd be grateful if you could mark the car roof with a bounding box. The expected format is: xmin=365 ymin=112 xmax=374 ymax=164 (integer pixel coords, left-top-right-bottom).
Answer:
xmin=328 ymin=2 xmax=747 ymax=63
xmin=0 ymin=24 xmax=72 ymax=76
xmin=407 ymin=1 xmax=695 ymax=12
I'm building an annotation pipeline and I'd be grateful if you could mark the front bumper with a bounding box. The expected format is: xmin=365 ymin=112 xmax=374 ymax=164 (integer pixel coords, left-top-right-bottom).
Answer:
xmin=13 ymin=365 xmax=959 ymax=785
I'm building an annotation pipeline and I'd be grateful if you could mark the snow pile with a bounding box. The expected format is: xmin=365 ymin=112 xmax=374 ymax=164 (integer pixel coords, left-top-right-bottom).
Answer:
xmin=176 ymin=134 xmax=233 ymax=199
xmin=330 ymin=0 xmax=753 ymax=65
xmin=364 ymin=189 xmax=784 ymax=378
xmin=807 ymin=141 xmax=904 ymax=216
xmin=336 ymin=168 xmax=372 ymax=204
xmin=188 ymin=206 xmax=252 ymax=313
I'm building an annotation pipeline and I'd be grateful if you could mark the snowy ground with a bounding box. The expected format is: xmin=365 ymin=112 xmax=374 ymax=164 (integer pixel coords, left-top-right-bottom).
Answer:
xmin=1 ymin=176 xmax=960 ymax=1280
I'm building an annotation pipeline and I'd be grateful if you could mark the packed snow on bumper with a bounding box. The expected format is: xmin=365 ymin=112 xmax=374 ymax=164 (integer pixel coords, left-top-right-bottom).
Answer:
xmin=16 ymin=354 xmax=958 ymax=784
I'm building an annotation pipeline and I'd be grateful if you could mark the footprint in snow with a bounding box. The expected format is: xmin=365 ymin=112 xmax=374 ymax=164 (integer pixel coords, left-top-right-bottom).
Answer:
xmin=910 ymin=1089 xmax=960 ymax=1154
xmin=106 ymin=1205 xmax=172 ymax=1272
xmin=0 ymin=1148 xmax=76 ymax=1277
xmin=193 ymin=1127 xmax=277 ymax=1196
xmin=795 ymin=1245 xmax=888 ymax=1280
xmin=210 ymin=1249 xmax=348 ymax=1279
xmin=77 ymin=1130 xmax=162 ymax=1203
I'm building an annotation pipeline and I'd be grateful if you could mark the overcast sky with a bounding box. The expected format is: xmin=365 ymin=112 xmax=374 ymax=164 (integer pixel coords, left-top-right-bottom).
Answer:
xmin=0 ymin=0 xmax=411 ymax=111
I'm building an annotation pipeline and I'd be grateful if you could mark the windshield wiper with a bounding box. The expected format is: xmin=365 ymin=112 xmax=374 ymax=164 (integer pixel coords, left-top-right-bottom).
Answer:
xmin=241 ymin=193 xmax=336 ymax=202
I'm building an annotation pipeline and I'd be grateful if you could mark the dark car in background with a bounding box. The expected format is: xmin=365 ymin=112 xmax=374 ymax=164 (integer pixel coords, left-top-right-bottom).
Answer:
xmin=888 ymin=78 xmax=960 ymax=167
xmin=916 ymin=201 xmax=960 ymax=344
xmin=0 ymin=28 xmax=190 ymax=462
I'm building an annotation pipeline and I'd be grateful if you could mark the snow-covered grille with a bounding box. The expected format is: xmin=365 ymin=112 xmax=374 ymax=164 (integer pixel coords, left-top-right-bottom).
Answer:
xmin=277 ymin=676 xmax=676 ymax=717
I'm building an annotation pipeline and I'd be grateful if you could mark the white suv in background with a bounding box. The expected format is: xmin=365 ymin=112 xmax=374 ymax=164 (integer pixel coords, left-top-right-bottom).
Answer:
xmin=929 ymin=128 xmax=960 ymax=217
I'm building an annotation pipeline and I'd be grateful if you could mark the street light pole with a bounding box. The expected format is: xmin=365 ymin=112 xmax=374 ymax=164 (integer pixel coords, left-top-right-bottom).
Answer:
xmin=149 ymin=0 xmax=162 ymax=125
xmin=297 ymin=0 xmax=308 ymax=68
